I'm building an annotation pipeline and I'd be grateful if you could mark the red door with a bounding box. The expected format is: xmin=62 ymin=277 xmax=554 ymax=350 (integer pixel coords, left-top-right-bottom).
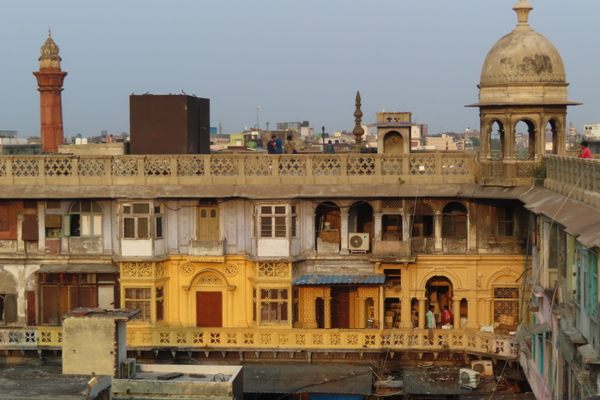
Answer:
xmin=330 ymin=288 xmax=350 ymax=329
xmin=196 ymin=292 xmax=222 ymax=327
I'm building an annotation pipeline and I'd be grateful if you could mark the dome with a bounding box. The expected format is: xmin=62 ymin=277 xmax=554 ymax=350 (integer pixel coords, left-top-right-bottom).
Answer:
xmin=477 ymin=0 xmax=570 ymax=105
xmin=38 ymin=29 xmax=62 ymax=69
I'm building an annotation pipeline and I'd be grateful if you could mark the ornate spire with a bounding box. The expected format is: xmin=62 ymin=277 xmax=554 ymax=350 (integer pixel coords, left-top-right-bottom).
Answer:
xmin=513 ymin=0 xmax=533 ymax=29
xmin=353 ymin=91 xmax=365 ymax=144
xmin=39 ymin=28 xmax=61 ymax=69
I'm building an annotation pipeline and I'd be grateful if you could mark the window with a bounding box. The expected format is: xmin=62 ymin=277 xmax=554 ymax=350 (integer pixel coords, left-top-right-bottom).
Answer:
xmin=259 ymin=205 xmax=287 ymax=238
xmin=384 ymin=269 xmax=401 ymax=287
xmin=442 ymin=202 xmax=467 ymax=239
xmin=66 ymin=201 xmax=102 ymax=237
xmin=411 ymin=203 xmax=434 ymax=238
xmin=496 ymin=206 xmax=514 ymax=237
xmin=493 ymin=287 xmax=519 ymax=326
xmin=122 ymin=202 xmax=163 ymax=239
xmin=548 ymin=223 xmax=566 ymax=275
xmin=291 ymin=205 xmax=298 ymax=238
xmin=383 ymin=215 xmax=402 ymax=241
xmin=259 ymin=288 xmax=289 ymax=323
xmin=124 ymin=288 xmax=151 ymax=321
xmin=156 ymin=286 xmax=164 ymax=321
xmin=197 ymin=205 xmax=219 ymax=241
xmin=45 ymin=214 xmax=62 ymax=238
xmin=40 ymin=273 xmax=100 ymax=325
xmin=576 ymin=243 xmax=598 ymax=319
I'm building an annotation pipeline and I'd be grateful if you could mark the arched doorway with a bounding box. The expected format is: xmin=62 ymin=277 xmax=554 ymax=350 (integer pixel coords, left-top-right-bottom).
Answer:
xmin=191 ymin=270 xmax=227 ymax=327
xmin=490 ymin=120 xmax=504 ymax=160
xmin=315 ymin=202 xmax=341 ymax=253
xmin=425 ymin=276 xmax=453 ymax=327
xmin=515 ymin=120 xmax=535 ymax=160
xmin=383 ymin=131 xmax=404 ymax=154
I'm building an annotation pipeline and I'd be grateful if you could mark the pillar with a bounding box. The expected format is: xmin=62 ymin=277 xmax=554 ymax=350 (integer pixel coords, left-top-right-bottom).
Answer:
xmin=434 ymin=211 xmax=443 ymax=252
xmin=453 ymin=299 xmax=461 ymax=329
xmin=324 ymin=296 xmax=332 ymax=329
xmin=484 ymin=298 xmax=492 ymax=326
xmin=373 ymin=213 xmax=383 ymax=241
xmin=418 ymin=298 xmax=426 ymax=329
xmin=400 ymin=291 xmax=412 ymax=329
xmin=466 ymin=297 xmax=479 ymax=330
xmin=402 ymin=213 xmax=411 ymax=243
xmin=340 ymin=208 xmax=349 ymax=254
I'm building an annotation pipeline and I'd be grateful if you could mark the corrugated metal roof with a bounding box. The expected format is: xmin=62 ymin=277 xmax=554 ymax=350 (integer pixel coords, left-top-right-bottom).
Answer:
xmin=293 ymin=274 xmax=385 ymax=285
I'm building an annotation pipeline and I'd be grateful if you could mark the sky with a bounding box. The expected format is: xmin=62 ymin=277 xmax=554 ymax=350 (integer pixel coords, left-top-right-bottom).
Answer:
xmin=1 ymin=0 xmax=599 ymax=137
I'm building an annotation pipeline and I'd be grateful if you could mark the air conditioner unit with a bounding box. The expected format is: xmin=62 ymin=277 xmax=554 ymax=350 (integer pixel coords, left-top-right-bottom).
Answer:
xmin=459 ymin=368 xmax=480 ymax=389
xmin=348 ymin=233 xmax=369 ymax=252
xmin=118 ymin=358 xmax=137 ymax=379
xmin=471 ymin=360 xmax=494 ymax=377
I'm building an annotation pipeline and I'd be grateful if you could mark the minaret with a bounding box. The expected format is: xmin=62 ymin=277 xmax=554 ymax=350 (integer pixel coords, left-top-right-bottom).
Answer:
xmin=33 ymin=30 xmax=67 ymax=153
xmin=352 ymin=91 xmax=365 ymax=144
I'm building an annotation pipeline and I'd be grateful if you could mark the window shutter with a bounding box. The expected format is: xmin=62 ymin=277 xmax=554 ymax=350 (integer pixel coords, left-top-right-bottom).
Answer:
xmin=5 ymin=294 xmax=17 ymax=323
xmin=22 ymin=215 xmax=38 ymax=241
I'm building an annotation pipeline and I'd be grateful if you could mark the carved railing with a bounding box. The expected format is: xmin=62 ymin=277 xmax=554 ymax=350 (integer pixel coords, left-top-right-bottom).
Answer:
xmin=544 ymin=155 xmax=600 ymax=208
xmin=479 ymin=160 xmax=540 ymax=187
xmin=1 ymin=326 xmax=517 ymax=359
xmin=0 ymin=153 xmax=477 ymax=186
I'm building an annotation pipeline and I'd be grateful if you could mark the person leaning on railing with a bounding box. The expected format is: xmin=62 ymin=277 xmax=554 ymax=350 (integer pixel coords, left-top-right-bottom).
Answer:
xmin=579 ymin=141 xmax=592 ymax=159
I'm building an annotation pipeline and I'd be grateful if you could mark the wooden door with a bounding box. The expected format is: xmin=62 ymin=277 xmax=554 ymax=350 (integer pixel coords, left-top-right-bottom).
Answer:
xmin=196 ymin=291 xmax=222 ymax=327
xmin=197 ymin=207 xmax=219 ymax=241
xmin=330 ymin=288 xmax=350 ymax=329
xmin=26 ymin=291 xmax=36 ymax=326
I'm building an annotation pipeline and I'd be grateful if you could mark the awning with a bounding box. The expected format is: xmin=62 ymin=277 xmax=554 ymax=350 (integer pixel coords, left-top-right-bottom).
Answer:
xmin=520 ymin=187 xmax=600 ymax=249
xmin=244 ymin=364 xmax=373 ymax=395
xmin=36 ymin=264 xmax=118 ymax=274
xmin=293 ymin=274 xmax=385 ymax=285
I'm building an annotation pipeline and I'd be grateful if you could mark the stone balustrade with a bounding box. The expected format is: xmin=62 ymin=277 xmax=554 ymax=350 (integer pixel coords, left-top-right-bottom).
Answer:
xmin=0 ymin=153 xmax=477 ymax=187
xmin=545 ymin=155 xmax=600 ymax=208
xmin=0 ymin=326 xmax=517 ymax=359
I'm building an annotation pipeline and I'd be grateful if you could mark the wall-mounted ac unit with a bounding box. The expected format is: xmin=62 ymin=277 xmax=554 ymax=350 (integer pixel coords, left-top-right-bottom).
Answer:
xmin=348 ymin=233 xmax=369 ymax=252
xmin=459 ymin=368 xmax=480 ymax=389
xmin=471 ymin=360 xmax=493 ymax=377
xmin=118 ymin=358 xmax=137 ymax=379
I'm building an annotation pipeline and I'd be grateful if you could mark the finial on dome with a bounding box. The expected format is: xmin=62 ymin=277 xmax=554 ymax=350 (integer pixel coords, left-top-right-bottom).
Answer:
xmin=513 ymin=0 xmax=533 ymax=28
xmin=48 ymin=27 xmax=52 ymax=37
xmin=39 ymin=30 xmax=61 ymax=69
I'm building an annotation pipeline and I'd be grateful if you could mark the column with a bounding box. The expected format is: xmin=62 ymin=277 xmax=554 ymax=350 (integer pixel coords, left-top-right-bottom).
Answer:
xmin=467 ymin=203 xmax=477 ymax=253
xmin=434 ymin=211 xmax=443 ymax=252
xmin=402 ymin=213 xmax=411 ymax=243
xmin=466 ymin=296 xmax=479 ymax=330
xmin=324 ymin=297 xmax=332 ymax=329
xmin=453 ymin=299 xmax=461 ymax=329
xmin=400 ymin=292 xmax=412 ymax=329
xmin=418 ymin=298 xmax=426 ymax=329
xmin=484 ymin=299 xmax=492 ymax=326
xmin=373 ymin=213 xmax=383 ymax=241
xmin=340 ymin=208 xmax=349 ymax=254
xmin=357 ymin=296 xmax=366 ymax=329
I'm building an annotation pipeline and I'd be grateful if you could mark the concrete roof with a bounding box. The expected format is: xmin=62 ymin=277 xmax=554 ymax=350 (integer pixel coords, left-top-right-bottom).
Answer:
xmin=0 ymin=364 xmax=109 ymax=400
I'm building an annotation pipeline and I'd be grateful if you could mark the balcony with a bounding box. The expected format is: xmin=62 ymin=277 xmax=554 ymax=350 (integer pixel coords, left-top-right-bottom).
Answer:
xmin=1 ymin=326 xmax=517 ymax=360
xmin=189 ymin=239 xmax=225 ymax=256
xmin=0 ymin=153 xmax=477 ymax=190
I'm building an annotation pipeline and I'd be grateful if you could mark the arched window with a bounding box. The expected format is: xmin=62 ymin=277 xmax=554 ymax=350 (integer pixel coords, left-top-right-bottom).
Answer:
xmin=515 ymin=120 xmax=535 ymax=160
xmin=442 ymin=202 xmax=467 ymax=239
xmin=67 ymin=200 xmax=102 ymax=237
xmin=490 ymin=121 xmax=504 ymax=160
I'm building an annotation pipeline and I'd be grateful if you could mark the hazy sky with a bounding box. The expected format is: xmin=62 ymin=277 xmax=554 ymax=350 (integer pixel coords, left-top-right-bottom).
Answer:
xmin=1 ymin=1 xmax=598 ymax=137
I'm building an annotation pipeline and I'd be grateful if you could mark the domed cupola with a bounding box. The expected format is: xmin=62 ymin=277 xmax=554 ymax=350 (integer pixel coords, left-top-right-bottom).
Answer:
xmin=470 ymin=0 xmax=579 ymax=167
xmin=478 ymin=0 xmax=571 ymax=105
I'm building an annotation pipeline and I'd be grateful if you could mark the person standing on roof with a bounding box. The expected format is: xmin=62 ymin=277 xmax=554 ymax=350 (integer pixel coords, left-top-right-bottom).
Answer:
xmin=275 ymin=135 xmax=283 ymax=154
xmin=285 ymin=134 xmax=298 ymax=154
xmin=579 ymin=141 xmax=592 ymax=159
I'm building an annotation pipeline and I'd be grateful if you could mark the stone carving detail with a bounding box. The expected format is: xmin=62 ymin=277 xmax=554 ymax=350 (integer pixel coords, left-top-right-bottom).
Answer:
xmin=210 ymin=157 xmax=238 ymax=176
xmin=442 ymin=158 xmax=468 ymax=175
xmin=409 ymin=157 xmax=435 ymax=175
xmin=122 ymin=262 xmax=153 ymax=278
xmin=279 ymin=157 xmax=305 ymax=176
xmin=78 ymin=158 xmax=106 ymax=176
xmin=313 ymin=157 xmax=341 ymax=176
xmin=12 ymin=158 xmax=39 ymax=177
xmin=347 ymin=156 xmax=375 ymax=176
xmin=177 ymin=156 xmax=205 ymax=176
xmin=225 ymin=264 xmax=238 ymax=276
xmin=45 ymin=157 xmax=73 ymax=176
xmin=381 ymin=156 xmax=403 ymax=175
xmin=245 ymin=156 xmax=272 ymax=176
xmin=491 ymin=162 xmax=505 ymax=178
xmin=145 ymin=157 xmax=171 ymax=176
xmin=0 ymin=159 xmax=6 ymax=176
xmin=180 ymin=263 xmax=195 ymax=276
xmin=155 ymin=262 xmax=166 ymax=278
xmin=112 ymin=157 xmax=138 ymax=176
xmin=196 ymin=272 xmax=223 ymax=286
xmin=516 ymin=162 xmax=536 ymax=178
xmin=258 ymin=262 xmax=289 ymax=278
